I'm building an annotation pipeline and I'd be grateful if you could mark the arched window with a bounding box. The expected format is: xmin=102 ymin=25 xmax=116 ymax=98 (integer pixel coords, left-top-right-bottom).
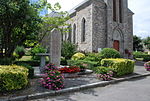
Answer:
xmin=81 ymin=18 xmax=86 ymax=42
xmin=73 ymin=24 xmax=76 ymax=43
xmin=68 ymin=25 xmax=72 ymax=42
xmin=119 ymin=0 xmax=122 ymax=23
xmin=113 ymin=0 xmax=117 ymax=22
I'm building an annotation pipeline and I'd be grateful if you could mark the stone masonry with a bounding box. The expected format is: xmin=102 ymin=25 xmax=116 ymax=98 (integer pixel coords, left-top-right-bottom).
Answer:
xmin=63 ymin=0 xmax=134 ymax=57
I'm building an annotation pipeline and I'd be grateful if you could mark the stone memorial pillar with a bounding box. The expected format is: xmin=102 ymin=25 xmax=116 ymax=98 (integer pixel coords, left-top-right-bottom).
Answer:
xmin=50 ymin=28 xmax=61 ymax=67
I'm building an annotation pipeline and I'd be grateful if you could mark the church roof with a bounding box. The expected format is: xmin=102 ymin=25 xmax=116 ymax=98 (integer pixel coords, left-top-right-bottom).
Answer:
xmin=68 ymin=0 xmax=105 ymax=16
xmin=128 ymin=9 xmax=134 ymax=15
xmin=68 ymin=0 xmax=89 ymax=14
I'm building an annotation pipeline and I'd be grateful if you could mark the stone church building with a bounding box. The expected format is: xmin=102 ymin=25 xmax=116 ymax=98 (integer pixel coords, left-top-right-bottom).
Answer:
xmin=62 ymin=0 xmax=134 ymax=56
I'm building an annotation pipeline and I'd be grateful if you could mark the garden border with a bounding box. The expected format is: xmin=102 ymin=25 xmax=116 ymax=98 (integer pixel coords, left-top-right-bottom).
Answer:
xmin=2 ymin=72 xmax=150 ymax=101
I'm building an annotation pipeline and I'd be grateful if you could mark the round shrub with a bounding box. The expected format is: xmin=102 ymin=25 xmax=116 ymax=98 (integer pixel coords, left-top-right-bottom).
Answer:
xmin=71 ymin=52 xmax=86 ymax=60
xmin=16 ymin=63 xmax=34 ymax=79
xmin=100 ymin=48 xmax=121 ymax=59
xmin=0 ymin=65 xmax=28 ymax=92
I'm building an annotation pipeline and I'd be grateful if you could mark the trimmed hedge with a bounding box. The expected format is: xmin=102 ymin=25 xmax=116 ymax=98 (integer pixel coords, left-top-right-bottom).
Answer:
xmin=15 ymin=63 xmax=34 ymax=78
xmin=0 ymin=65 xmax=28 ymax=92
xmin=101 ymin=59 xmax=135 ymax=76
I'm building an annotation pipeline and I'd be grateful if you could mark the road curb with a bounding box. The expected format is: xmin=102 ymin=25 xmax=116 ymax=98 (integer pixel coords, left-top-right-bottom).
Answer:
xmin=5 ymin=72 xmax=150 ymax=101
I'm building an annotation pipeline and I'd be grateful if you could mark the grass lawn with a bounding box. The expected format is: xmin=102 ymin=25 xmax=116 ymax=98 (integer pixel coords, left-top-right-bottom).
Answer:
xmin=19 ymin=56 xmax=32 ymax=61
xmin=136 ymin=58 xmax=143 ymax=61
xmin=19 ymin=56 xmax=49 ymax=61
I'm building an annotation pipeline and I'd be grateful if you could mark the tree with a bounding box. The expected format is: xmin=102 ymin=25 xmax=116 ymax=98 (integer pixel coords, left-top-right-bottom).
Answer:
xmin=0 ymin=0 xmax=42 ymax=58
xmin=143 ymin=37 xmax=150 ymax=50
xmin=133 ymin=35 xmax=143 ymax=51
xmin=0 ymin=0 xmax=69 ymax=59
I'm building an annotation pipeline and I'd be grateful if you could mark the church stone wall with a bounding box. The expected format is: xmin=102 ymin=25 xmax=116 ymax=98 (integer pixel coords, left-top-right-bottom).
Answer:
xmin=66 ymin=3 xmax=93 ymax=52
xmin=65 ymin=0 xmax=133 ymax=57
xmin=92 ymin=0 xmax=107 ymax=52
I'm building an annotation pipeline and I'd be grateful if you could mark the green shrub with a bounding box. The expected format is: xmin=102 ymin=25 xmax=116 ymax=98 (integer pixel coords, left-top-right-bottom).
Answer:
xmin=14 ymin=60 xmax=40 ymax=66
xmin=93 ymin=66 xmax=113 ymax=74
xmin=15 ymin=63 xmax=34 ymax=78
xmin=101 ymin=59 xmax=135 ymax=76
xmin=67 ymin=60 xmax=98 ymax=69
xmin=61 ymin=41 xmax=77 ymax=59
xmin=13 ymin=46 xmax=25 ymax=59
xmin=60 ymin=57 xmax=67 ymax=65
xmin=71 ymin=52 xmax=85 ymax=60
xmin=133 ymin=52 xmax=150 ymax=61
xmin=100 ymin=48 xmax=121 ymax=59
xmin=133 ymin=51 xmax=145 ymax=59
xmin=0 ymin=65 xmax=28 ymax=92
xmin=142 ymin=54 xmax=150 ymax=61
xmin=30 ymin=45 xmax=46 ymax=60
xmin=0 ymin=58 xmax=15 ymax=65
xmin=84 ymin=53 xmax=102 ymax=62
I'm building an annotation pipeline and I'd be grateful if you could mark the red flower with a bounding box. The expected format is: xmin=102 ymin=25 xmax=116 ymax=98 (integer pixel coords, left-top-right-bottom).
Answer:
xmin=59 ymin=66 xmax=80 ymax=73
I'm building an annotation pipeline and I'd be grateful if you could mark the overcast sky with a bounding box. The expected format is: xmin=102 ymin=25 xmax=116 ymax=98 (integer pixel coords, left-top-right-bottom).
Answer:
xmin=47 ymin=0 xmax=150 ymax=39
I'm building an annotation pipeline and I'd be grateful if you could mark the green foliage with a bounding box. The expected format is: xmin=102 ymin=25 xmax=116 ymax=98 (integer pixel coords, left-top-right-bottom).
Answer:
xmin=133 ymin=51 xmax=150 ymax=61
xmin=143 ymin=37 xmax=150 ymax=50
xmin=142 ymin=54 xmax=150 ymax=61
xmin=13 ymin=46 xmax=25 ymax=59
xmin=60 ymin=57 xmax=67 ymax=65
xmin=15 ymin=63 xmax=34 ymax=79
xmin=101 ymin=59 xmax=135 ymax=77
xmin=96 ymin=67 xmax=114 ymax=81
xmin=0 ymin=0 xmax=42 ymax=58
xmin=133 ymin=51 xmax=145 ymax=58
xmin=85 ymin=53 xmax=101 ymax=61
xmin=0 ymin=58 xmax=15 ymax=65
xmin=67 ymin=60 xmax=98 ymax=69
xmin=30 ymin=44 xmax=46 ymax=60
xmin=133 ymin=35 xmax=143 ymax=51
xmin=14 ymin=60 xmax=41 ymax=66
xmin=84 ymin=53 xmax=102 ymax=65
xmin=100 ymin=48 xmax=121 ymax=59
xmin=61 ymin=41 xmax=77 ymax=59
xmin=71 ymin=52 xmax=85 ymax=60
xmin=93 ymin=66 xmax=113 ymax=74
xmin=0 ymin=65 xmax=28 ymax=92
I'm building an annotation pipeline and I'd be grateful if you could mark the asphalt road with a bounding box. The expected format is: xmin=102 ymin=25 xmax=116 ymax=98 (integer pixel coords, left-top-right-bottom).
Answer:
xmin=30 ymin=76 xmax=150 ymax=101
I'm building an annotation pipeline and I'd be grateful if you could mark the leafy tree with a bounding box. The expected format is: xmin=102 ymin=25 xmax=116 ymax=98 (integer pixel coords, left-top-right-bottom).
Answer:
xmin=0 ymin=0 xmax=69 ymax=59
xmin=0 ymin=0 xmax=42 ymax=58
xmin=143 ymin=37 xmax=150 ymax=50
xmin=133 ymin=35 xmax=143 ymax=51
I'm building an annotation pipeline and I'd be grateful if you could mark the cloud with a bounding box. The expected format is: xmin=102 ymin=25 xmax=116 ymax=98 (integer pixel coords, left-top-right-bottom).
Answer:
xmin=128 ymin=0 xmax=150 ymax=38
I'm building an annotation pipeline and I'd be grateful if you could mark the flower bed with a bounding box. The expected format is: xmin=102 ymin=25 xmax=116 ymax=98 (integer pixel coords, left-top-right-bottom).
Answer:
xmin=40 ymin=70 xmax=64 ymax=90
xmin=40 ymin=64 xmax=64 ymax=90
xmin=95 ymin=66 xmax=114 ymax=81
xmin=59 ymin=66 xmax=80 ymax=78
xmin=144 ymin=61 xmax=150 ymax=71
xmin=59 ymin=66 xmax=80 ymax=73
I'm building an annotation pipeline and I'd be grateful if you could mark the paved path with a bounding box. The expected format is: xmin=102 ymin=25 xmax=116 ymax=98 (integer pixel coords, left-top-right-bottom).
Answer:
xmin=30 ymin=76 xmax=150 ymax=101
